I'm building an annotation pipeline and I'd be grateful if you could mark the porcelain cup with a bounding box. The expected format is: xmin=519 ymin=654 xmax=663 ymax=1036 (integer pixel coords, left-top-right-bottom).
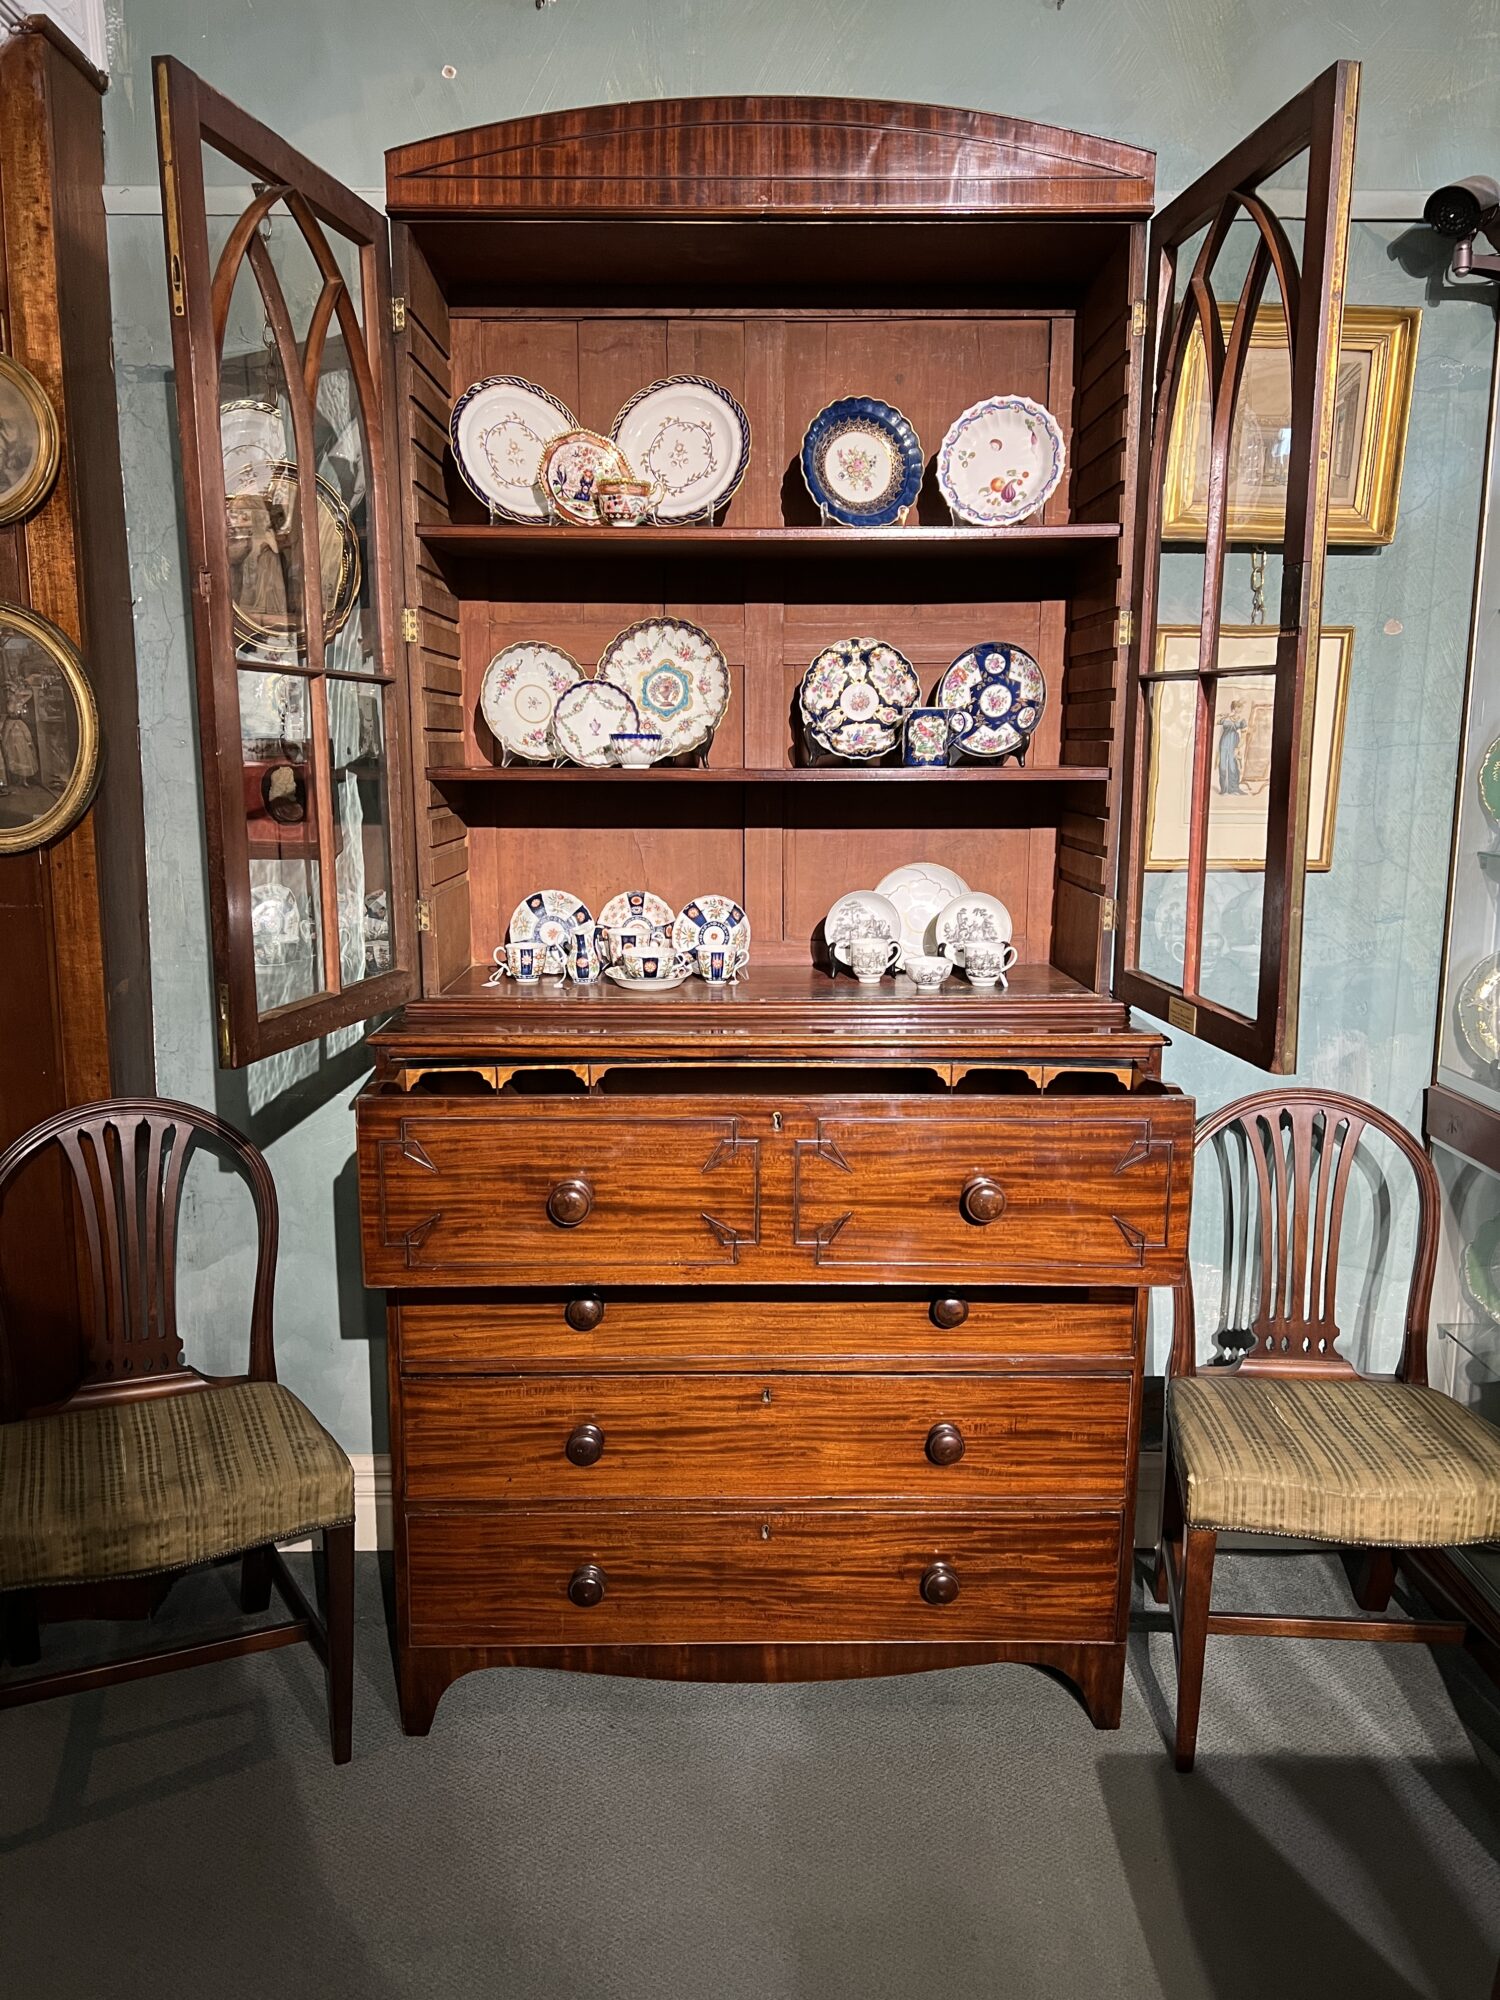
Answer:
xmin=692 ymin=944 xmax=746 ymax=985
xmin=906 ymin=952 xmax=953 ymax=990
xmin=903 ymin=706 xmax=957 ymax=768
xmin=598 ymin=919 xmax=665 ymax=965
xmin=847 ymin=936 xmax=901 ymax=984
xmin=492 ymin=941 xmax=545 ymax=983
xmin=596 ymin=478 xmax=656 ymax=527
xmin=615 ymin=944 xmax=690 ymax=982
xmin=610 ymin=732 xmax=664 ymax=767
xmin=960 ymin=940 xmax=1018 ymax=989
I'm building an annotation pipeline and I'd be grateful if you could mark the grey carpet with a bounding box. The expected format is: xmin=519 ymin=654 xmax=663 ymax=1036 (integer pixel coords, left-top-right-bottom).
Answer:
xmin=3 ymin=1553 xmax=1499 ymax=2000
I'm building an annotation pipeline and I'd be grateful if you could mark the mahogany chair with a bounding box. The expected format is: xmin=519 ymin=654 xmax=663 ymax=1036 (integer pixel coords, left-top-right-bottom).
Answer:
xmin=1155 ymin=1088 xmax=1500 ymax=1771
xmin=0 ymin=1099 xmax=354 ymax=1761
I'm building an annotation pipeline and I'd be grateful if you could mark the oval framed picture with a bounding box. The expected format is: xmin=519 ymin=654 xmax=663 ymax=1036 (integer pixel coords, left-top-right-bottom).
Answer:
xmin=0 ymin=353 xmax=61 ymax=526
xmin=0 ymin=603 xmax=100 ymax=853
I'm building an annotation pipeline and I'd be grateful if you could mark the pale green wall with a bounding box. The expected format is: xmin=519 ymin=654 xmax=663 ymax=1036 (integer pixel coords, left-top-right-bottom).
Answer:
xmin=101 ymin=0 xmax=1500 ymax=1447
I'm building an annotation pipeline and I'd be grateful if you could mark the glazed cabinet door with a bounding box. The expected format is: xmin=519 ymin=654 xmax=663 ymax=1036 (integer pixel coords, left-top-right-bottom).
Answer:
xmin=1115 ymin=62 xmax=1359 ymax=1072
xmin=153 ymin=58 xmax=419 ymax=1065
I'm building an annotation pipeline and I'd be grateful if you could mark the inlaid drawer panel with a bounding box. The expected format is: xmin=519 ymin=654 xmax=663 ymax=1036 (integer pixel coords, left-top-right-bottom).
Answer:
xmin=396 ymin=1292 xmax=1137 ymax=1373
xmin=405 ymin=1507 xmax=1124 ymax=1646
xmin=401 ymin=1373 xmax=1131 ymax=1503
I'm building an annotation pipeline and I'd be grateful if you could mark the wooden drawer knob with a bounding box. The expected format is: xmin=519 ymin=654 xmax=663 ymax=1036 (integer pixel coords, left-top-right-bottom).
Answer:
xmin=565 ymin=1422 xmax=605 ymax=1466
xmin=568 ymin=1563 xmax=606 ymax=1607
xmin=921 ymin=1561 xmax=961 ymax=1607
xmin=930 ymin=1295 xmax=969 ymax=1330
xmin=547 ymin=1178 xmax=593 ymax=1227
xmin=959 ymin=1175 xmax=1006 ymax=1226
xmin=925 ymin=1422 xmax=966 ymax=1467
xmin=564 ymin=1294 xmax=605 ymax=1332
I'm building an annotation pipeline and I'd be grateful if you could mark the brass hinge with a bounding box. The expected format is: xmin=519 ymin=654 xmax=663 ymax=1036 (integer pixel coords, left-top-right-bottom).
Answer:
xmin=215 ymin=983 xmax=232 ymax=1067
xmin=415 ymin=898 xmax=432 ymax=933
xmin=1099 ymin=895 xmax=1117 ymax=930
xmin=401 ymin=607 xmax=419 ymax=643
xmin=391 ymin=295 xmax=407 ymax=332
xmin=1131 ymin=298 xmax=1148 ymax=338
xmin=1116 ymin=609 xmax=1134 ymax=648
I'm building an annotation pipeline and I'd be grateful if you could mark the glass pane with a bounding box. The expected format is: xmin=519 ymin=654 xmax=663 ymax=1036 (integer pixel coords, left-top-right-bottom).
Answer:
xmin=1196 ymin=674 xmax=1269 ymax=1014
xmin=1137 ymin=677 xmax=1196 ymax=988
xmin=317 ymin=324 xmax=382 ymax=678
xmin=240 ymin=668 xmax=324 ymax=1009
xmin=328 ymin=677 xmax=394 ymax=983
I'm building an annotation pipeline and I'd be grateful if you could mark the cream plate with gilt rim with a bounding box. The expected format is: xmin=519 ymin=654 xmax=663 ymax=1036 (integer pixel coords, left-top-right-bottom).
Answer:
xmin=507 ymin=889 xmax=595 ymax=975
xmin=875 ymin=862 xmax=971 ymax=956
xmin=450 ymin=376 xmax=577 ymax=523
xmin=551 ymin=680 xmax=639 ymax=766
xmin=672 ymin=894 xmax=751 ymax=957
xmin=799 ymin=637 xmax=921 ymax=762
xmin=611 ymin=376 xmax=750 ymax=523
xmin=933 ymin=891 xmax=1014 ymax=961
xmin=479 ymin=642 xmax=583 ymax=763
xmin=822 ymin=890 xmax=905 ymax=967
xmin=597 ymin=619 xmax=730 ymax=759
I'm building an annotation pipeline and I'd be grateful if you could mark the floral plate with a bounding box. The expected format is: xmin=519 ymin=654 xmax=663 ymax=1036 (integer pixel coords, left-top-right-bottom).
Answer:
xmin=799 ymin=637 xmax=921 ymax=762
xmin=822 ymin=889 xmax=905 ymax=967
xmin=800 ymin=397 xmax=923 ymax=528
xmin=603 ymin=965 xmax=694 ymax=992
xmin=937 ymin=394 xmax=1066 ymax=527
xmin=936 ymin=641 xmax=1048 ymax=762
xmin=551 ymin=681 xmax=639 ymax=766
xmin=672 ymin=894 xmax=751 ymax=957
xmin=449 ymin=376 xmax=577 ymax=523
xmin=479 ymin=642 xmax=583 ymax=763
xmin=539 ymin=428 xmax=636 ymax=526
xmin=597 ymin=619 xmax=730 ymax=759
xmin=508 ymin=889 xmax=595 ymax=976
xmin=598 ymin=889 xmax=676 ymax=939
xmin=875 ymin=862 xmax=971 ymax=956
xmin=611 ymin=376 xmax=750 ymax=523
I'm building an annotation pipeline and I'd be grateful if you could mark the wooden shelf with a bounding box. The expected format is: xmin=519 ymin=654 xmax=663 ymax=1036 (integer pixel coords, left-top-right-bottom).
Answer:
xmin=427 ymin=763 xmax=1111 ymax=786
xmin=417 ymin=522 xmax=1120 ymax=561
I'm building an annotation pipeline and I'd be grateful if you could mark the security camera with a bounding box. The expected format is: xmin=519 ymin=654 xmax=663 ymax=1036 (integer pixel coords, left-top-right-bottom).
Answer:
xmin=1424 ymin=176 xmax=1500 ymax=280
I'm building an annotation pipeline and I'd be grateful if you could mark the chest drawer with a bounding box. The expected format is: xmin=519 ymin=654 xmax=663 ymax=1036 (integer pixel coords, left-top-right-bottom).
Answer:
xmin=405 ymin=1506 xmax=1123 ymax=1646
xmin=401 ymin=1372 xmax=1131 ymax=1503
xmin=396 ymin=1291 xmax=1137 ymax=1373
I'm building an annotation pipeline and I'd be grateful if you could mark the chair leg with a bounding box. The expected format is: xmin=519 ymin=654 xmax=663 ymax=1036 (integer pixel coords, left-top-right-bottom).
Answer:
xmin=240 ymin=1544 xmax=274 ymax=1615
xmin=1173 ymin=1525 xmax=1217 ymax=1773
xmin=1153 ymin=1447 xmax=1183 ymax=1606
xmin=322 ymin=1523 xmax=354 ymax=1766
xmin=1 ymin=1589 xmax=41 ymax=1668
xmin=1353 ymin=1548 xmax=1397 ymax=1614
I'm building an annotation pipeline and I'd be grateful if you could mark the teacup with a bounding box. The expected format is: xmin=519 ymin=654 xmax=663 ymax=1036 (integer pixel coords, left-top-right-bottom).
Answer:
xmin=614 ymin=944 xmax=689 ymax=982
xmin=846 ymin=936 xmax=901 ymax=984
xmin=596 ymin=478 xmax=655 ymax=528
xmin=903 ymin=706 xmax=957 ymax=768
xmin=905 ymin=952 xmax=953 ymax=991
xmin=611 ymin=731 xmax=664 ymax=768
xmin=693 ymin=944 xmax=745 ymax=985
xmin=599 ymin=919 xmax=667 ymax=965
xmin=491 ymin=941 xmax=545 ymax=983
xmin=961 ymin=941 xmax=1018 ymax=990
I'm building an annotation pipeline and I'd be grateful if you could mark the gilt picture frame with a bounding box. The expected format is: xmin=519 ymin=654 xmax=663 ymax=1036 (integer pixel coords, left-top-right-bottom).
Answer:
xmin=1144 ymin=625 xmax=1353 ymax=872
xmin=0 ymin=352 xmax=61 ymax=527
xmin=0 ymin=602 xmax=101 ymax=853
xmin=1162 ymin=305 xmax=1420 ymax=547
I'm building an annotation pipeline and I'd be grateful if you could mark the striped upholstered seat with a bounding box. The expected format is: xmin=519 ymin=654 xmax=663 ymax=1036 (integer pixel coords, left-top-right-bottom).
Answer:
xmin=0 ymin=1381 xmax=353 ymax=1591
xmin=1170 ymin=1374 xmax=1500 ymax=1547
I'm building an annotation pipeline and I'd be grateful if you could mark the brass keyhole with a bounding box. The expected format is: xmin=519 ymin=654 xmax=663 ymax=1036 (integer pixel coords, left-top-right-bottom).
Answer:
xmin=762 ymin=1386 xmax=772 ymax=1405
xmin=772 ymin=1110 xmax=783 ymax=1132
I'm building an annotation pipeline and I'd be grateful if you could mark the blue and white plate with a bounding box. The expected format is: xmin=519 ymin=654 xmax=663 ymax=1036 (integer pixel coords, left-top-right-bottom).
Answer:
xmin=799 ymin=636 xmax=921 ymax=762
xmin=800 ymin=398 xmax=923 ymax=528
xmin=672 ymin=894 xmax=751 ymax=958
xmin=936 ymin=641 xmax=1047 ymax=763
xmin=611 ymin=376 xmax=750 ymax=523
xmin=508 ymin=889 xmax=595 ymax=976
xmin=450 ymin=376 xmax=578 ymax=523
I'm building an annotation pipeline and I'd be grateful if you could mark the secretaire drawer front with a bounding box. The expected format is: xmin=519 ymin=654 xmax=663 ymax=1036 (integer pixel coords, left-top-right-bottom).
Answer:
xmin=793 ymin=1100 xmax=1194 ymax=1282
xmin=396 ymin=1293 xmax=1137 ymax=1372
xmin=358 ymin=1098 xmax=761 ymax=1285
xmin=405 ymin=1508 xmax=1123 ymax=1646
xmin=401 ymin=1373 xmax=1131 ymax=1503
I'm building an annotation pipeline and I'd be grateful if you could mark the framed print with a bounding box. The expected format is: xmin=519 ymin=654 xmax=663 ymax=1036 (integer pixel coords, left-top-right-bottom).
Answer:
xmin=0 ymin=602 xmax=100 ymax=853
xmin=1162 ymin=305 xmax=1419 ymax=546
xmin=1145 ymin=626 xmax=1353 ymax=872
xmin=0 ymin=352 xmax=61 ymax=527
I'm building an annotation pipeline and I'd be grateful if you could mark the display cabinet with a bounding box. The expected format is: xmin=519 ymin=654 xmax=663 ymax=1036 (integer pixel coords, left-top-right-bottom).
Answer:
xmin=154 ymin=63 xmax=1359 ymax=1732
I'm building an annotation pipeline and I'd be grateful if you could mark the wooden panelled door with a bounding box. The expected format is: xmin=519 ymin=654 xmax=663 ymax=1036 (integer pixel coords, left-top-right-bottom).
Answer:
xmin=1115 ymin=62 xmax=1359 ymax=1073
xmin=154 ymin=57 xmax=418 ymax=1066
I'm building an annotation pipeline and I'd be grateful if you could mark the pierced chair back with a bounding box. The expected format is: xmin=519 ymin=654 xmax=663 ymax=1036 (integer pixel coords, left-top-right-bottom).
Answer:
xmin=1170 ymin=1088 xmax=1439 ymax=1385
xmin=0 ymin=1098 xmax=278 ymax=1417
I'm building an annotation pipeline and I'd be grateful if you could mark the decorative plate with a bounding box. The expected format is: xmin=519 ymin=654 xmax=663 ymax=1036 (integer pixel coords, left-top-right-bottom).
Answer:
xmin=598 ymin=889 xmax=676 ymax=936
xmin=604 ymin=965 xmax=694 ymax=992
xmin=800 ymin=398 xmax=923 ymax=528
xmin=1478 ymin=734 xmax=1500 ymax=827
xmin=597 ymin=619 xmax=730 ymax=758
xmin=551 ymin=681 xmax=639 ymax=766
xmin=228 ymin=463 xmax=360 ymax=653
xmin=875 ymin=862 xmax=971 ymax=956
xmin=479 ymin=643 xmax=583 ymax=763
xmin=936 ymin=641 xmax=1048 ymax=762
xmin=672 ymin=894 xmax=751 ymax=956
xmin=508 ymin=890 xmax=595 ymax=974
xmin=937 ymin=394 xmax=1066 ymax=527
xmin=1456 ymin=953 xmax=1500 ymax=1069
xmin=822 ymin=890 xmax=905 ymax=965
xmin=539 ymin=428 xmax=635 ymax=526
xmin=933 ymin=890 xmax=1014 ymax=961
xmin=450 ymin=376 xmax=578 ymax=523
xmin=1463 ymin=1212 xmax=1500 ymax=1326
xmin=611 ymin=376 xmax=750 ymax=523
xmin=799 ymin=637 xmax=921 ymax=762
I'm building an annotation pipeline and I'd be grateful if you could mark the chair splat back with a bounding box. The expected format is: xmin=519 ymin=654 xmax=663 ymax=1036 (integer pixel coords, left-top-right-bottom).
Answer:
xmin=0 ymin=1098 xmax=279 ymax=1412
xmin=1172 ymin=1089 xmax=1439 ymax=1385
